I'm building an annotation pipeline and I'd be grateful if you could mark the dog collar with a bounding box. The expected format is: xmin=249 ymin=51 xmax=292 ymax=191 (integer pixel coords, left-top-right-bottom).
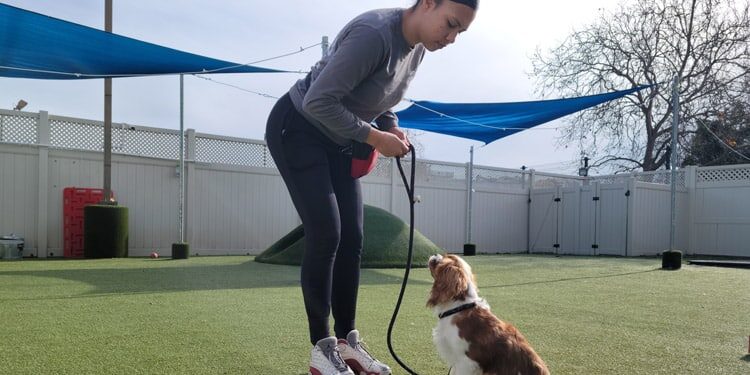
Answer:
xmin=438 ymin=302 xmax=477 ymax=319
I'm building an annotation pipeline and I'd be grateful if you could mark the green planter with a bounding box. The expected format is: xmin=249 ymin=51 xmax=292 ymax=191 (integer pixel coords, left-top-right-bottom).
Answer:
xmin=84 ymin=205 xmax=129 ymax=258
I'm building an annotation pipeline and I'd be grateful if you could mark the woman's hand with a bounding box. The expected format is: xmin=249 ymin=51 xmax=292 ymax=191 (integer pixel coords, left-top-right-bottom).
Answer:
xmin=366 ymin=129 xmax=409 ymax=157
xmin=386 ymin=127 xmax=410 ymax=148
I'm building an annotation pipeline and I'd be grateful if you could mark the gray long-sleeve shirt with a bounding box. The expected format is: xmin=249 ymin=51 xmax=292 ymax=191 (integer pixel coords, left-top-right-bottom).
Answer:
xmin=289 ymin=8 xmax=426 ymax=146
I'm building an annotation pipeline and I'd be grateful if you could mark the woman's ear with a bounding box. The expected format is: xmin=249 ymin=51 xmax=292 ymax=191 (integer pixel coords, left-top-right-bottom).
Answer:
xmin=419 ymin=0 xmax=439 ymax=11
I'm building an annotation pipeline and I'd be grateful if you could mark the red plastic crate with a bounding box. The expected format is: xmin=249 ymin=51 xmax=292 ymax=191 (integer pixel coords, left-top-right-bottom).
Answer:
xmin=63 ymin=187 xmax=114 ymax=258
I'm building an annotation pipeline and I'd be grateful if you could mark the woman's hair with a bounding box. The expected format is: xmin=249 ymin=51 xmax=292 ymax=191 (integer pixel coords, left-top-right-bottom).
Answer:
xmin=412 ymin=0 xmax=479 ymax=10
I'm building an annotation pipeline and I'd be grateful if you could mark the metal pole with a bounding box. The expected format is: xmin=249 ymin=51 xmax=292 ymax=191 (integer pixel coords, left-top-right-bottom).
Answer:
xmin=179 ymin=74 xmax=185 ymax=243
xmin=669 ymin=75 xmax=680 ymax=251
xmin=103 ymin=0 xmax=113 ymax=203
xmin=466 ymin=145 xmax=474 ymax=244
xmin=321 ymin=36 xmax=329 ymax=57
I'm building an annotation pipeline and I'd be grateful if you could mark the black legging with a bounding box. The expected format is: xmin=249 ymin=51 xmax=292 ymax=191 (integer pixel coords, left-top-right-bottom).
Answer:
xmin=265 ymin=93 xmax=363 ymax=345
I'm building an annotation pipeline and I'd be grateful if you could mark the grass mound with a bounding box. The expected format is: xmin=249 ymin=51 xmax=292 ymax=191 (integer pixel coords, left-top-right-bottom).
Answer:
xmin=255 ymin=205 xmax=441 ymax=268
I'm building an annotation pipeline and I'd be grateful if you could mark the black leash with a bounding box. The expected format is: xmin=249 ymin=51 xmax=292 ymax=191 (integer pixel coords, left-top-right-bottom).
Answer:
xmin=387 ymin=145 xmax=454 ymax=375
xmin=387 ymin=144 xmax=420 ymax=375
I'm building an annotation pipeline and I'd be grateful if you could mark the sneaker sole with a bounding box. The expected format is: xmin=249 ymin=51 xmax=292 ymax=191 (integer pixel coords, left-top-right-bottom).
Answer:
xmin=344 ymin=359 xmax=390 ymax=375
xmin=309 ymin=367 xmax=355 ymax=375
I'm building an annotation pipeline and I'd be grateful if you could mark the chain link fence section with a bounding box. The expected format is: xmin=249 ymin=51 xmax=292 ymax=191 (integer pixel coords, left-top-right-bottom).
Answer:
xmin=592 ymin=170 xmax=686 ymax=188
xmin=420 ymin=160 xmax=466 ymax=188
xmin=533 ymin=172 xmax=585 ymax=188
xmin=371 ymin=157 xmax=392 ymax=179
xmin=473 ymin=166 xmax=527 ymax=190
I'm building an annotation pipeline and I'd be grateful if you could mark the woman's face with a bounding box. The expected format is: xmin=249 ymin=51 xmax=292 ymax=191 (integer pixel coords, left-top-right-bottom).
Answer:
xmin=418 ymin=0 xmax=476 ymax=51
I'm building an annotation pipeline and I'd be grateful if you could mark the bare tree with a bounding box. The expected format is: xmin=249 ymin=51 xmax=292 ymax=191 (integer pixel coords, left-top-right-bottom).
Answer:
xmin=683 ymin=75 xmax=750 ymax=166
xmin=531 ymin=0 xmax=749 ymax=172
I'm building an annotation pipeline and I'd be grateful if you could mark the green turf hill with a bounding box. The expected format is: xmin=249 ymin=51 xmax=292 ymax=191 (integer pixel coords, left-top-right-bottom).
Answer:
xmin=255 ymin=205 xmax=441 ymax=268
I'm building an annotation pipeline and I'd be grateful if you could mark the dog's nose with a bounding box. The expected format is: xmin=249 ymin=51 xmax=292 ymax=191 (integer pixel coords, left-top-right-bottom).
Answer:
xmin=428 ymin=255 xmax=442 ymax=267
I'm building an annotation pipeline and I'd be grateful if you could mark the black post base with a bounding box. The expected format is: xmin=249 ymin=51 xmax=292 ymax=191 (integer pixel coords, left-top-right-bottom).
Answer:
xmin=662 ymin=250 xmax=682 ymax=270
xmin=172 ymin=243 xmax=189 ymax=259
xmin=463 ymin=243 xmax=476 ymax=256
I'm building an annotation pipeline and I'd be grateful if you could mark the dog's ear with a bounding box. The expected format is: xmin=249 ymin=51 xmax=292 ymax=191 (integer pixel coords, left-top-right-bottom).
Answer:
xmin=427 ymin=262 xmax=470 ymax=307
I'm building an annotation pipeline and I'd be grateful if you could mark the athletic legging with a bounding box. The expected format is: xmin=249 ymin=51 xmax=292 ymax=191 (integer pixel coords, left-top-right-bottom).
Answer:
xmin=265 ymin=93 xmax=363 ymax=345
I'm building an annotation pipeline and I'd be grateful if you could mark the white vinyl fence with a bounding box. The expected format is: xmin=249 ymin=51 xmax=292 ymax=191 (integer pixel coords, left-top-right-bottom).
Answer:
xmin=1 ymin=109 xmax=748 ymax=258
xmin=529 ymin=177 xmax=691 ymax=256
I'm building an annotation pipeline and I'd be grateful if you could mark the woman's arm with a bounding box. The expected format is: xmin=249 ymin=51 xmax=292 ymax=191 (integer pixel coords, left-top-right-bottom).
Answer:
xmin=302 ymin=24 xmax=387 ymax=144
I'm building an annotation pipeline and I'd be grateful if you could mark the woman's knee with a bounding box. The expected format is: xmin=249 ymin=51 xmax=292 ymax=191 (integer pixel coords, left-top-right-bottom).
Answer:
xmin=306 ymin=225 xmax=342 ymax=258
xmin=338 ymin=228 xmax=363 ymax=255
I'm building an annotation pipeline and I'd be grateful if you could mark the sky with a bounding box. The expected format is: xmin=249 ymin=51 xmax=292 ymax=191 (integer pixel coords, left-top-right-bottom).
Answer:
xmin=1 ymin=0 xmax=624 ymax=174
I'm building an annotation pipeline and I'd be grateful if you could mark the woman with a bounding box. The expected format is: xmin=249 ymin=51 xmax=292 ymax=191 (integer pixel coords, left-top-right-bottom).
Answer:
xmin=265 ymin=1 xmax=478 ymax=374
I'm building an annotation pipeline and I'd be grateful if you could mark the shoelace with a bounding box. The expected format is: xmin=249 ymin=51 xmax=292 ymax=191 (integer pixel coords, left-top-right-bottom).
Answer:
xmin=353 ymin=341 xmax=376 ymax=365
xmin=324 ymin=346 xmax=350 ymax=372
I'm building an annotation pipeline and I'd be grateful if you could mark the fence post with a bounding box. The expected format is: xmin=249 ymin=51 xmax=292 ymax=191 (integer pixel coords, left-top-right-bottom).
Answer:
xmin=593 ymin=181 xmax=601 ymax=255
xmin=527 ymin=169 xmax=535 ymax=253
xmin=465 ymin=150 xmax=474 ymax=245
xmin=37 ymin=111 xmax=50 ymax=258
xmin=185 ymin=129 xmax=196 ymax=249
xmin=685 ymin=165 xmax=697 ymax=255
xmin=625 ymin=177 xmax=636 ymax=257
xmin=554 ymin=185 xmax=562 ymax=255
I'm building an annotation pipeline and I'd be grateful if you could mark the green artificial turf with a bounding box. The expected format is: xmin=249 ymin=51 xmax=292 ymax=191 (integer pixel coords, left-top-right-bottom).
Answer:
xmin=0 ymin=255 xmax=748 ymax=374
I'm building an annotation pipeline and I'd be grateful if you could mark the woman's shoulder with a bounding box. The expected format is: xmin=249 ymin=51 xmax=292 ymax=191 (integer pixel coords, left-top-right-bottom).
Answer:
xmin=347 ymin=8 xmax=403 ymax=35
xmin=352 ymin=8 xmax=402 ymax=24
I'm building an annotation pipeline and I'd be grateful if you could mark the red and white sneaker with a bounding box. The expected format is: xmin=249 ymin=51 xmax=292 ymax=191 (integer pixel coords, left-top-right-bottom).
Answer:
xmin=309 ymin=337 xmax=355 ymax=375
xmin=337 ymin=330 xmax=392 ymax=375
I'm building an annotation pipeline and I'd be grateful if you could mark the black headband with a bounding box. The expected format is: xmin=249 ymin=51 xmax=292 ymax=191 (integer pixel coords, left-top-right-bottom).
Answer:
xmin=449 ymin=0 xmax=478 ymax=9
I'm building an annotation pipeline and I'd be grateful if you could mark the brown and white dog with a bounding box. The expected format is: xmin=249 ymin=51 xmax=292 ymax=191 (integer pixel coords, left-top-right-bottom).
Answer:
xmin=427 ymin=254 xmax=550 ymax=375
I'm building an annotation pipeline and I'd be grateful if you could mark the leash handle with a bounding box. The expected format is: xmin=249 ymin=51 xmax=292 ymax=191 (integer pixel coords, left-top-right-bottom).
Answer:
xmin=387 ymin=145 xmax=420 ymax=375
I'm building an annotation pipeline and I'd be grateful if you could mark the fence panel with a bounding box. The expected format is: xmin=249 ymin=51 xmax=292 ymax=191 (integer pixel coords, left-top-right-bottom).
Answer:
xmin=597 ymin=183 xmax=628 ymax=256
xmin=691 ymin=165 xmax=750 ymax=256
xmin=2 ymin=109 xmax=749 ymax=258
xmin=578 ymin=185 xmax=597 ymax=255
xmin=629 ymin=182 xmax=689 ymax=256
xmin=189 ymin=165 xmax=297 ymax=255
xmin=529 ymin=188 xmax=558 ymax=253
xmin=411 ymin=186 xmax=467 ymax=252
xmin=0 ymin=144 xmax=38 ymax=255
xmin=46 ymin=150 xmax=180 ymax=256
xmin=559 ymin=186 xmax=584 ymax=254
xmin=471 ymin=189 xmax=528 ymax=253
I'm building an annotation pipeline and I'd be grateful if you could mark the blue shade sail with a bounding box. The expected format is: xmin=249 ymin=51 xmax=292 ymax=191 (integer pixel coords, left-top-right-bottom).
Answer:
xmin=395 ymin=86 xmax=649 ymax=144
xmin=0 ymin=3 xmax=282 ymax=79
